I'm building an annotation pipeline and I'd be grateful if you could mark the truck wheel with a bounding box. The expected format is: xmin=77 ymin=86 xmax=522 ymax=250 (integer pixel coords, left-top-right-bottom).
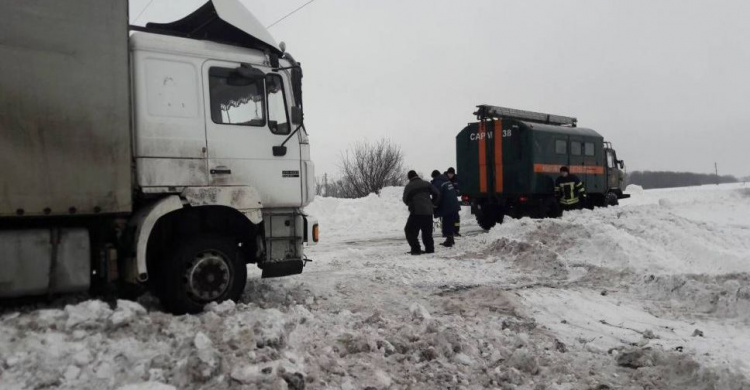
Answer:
xmin=496 ymin=211 xmax=505 ymax=224
xmin=543 ymin=197 xmax=562 ymax=218
xmin=476 ymin=215 xmax=496 ymax=230
xmin=605 ymin=192 xmax=619 ymax=207
xmin=160 ymin=236 xmax=247 ymax=314
xmin=475 ymin=205 xmax=498 ymax=230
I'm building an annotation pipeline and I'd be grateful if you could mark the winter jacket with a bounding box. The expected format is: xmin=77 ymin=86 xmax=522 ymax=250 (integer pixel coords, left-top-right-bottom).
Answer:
xmin=448 ymin=174 xmax=461 ymax=195
xmin=555 ymin=174 xmax=587 ymax=205
xmin=431 ymin=175 xmax=461 ymax=217
xmin=403 ymin=177 xmax=440 ymax=216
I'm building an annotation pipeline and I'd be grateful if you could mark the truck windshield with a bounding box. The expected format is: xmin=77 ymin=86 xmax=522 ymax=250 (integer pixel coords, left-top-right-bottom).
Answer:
xmin=607 ymin=151 xmax=615 ymax=168
xmin=208 ymin=67 xmax=265 ymax=126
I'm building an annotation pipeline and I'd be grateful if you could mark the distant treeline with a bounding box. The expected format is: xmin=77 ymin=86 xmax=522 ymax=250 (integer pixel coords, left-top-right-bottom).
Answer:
xmin=627 ymin=171 xmax=739 ymax=189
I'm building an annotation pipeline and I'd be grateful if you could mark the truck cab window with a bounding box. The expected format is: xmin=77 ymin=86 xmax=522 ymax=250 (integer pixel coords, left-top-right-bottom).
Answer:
xmin=607 ymin=151 xmax=615 ymax=168
xmin=555 ymin=140 xmax=567 ymax=154
xmin=584 ymin=142 xmax=595 ymax=156
xmin=571 ymin=142 xmax=581 ymax=156
xmin=208 ymin=67 xmax=265 ymax=126
xmin=266 ymin=74 xmax=290 ymax=135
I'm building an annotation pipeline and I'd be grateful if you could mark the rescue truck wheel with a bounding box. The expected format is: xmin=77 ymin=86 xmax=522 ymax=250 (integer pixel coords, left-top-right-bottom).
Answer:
xmin=160 ymin=236 xmax=247 ymax=314
xmin=476 ymin=214 xmax=496 ymax=230
xmin=605 ymin=192 xmax=619 ymax=207
xmin=475 ymin=204 xmax=499 ymax=230
xmin=543 ymin=197 xmax=562 ymax=218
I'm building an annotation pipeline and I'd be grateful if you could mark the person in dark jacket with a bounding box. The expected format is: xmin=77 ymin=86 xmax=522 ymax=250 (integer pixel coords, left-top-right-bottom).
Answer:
xmin=403 ymin=170 xmax=440 ymax=255
xmin=431 ymin=170 xmax=461 ymax=247
xmin=445 ymin=167 xmax=461 ymax=236
xmin=555 ymin=166 xmax=587 ymax=211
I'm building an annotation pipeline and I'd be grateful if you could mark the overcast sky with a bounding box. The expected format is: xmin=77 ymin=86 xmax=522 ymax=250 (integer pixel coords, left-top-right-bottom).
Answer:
xmin=131 ymin=0 xmax=750 ymax=178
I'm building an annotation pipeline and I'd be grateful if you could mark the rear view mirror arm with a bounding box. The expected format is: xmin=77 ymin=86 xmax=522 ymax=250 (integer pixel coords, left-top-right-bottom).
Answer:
xmin=280 ymin=123 xmax=304 ymax=148
xmin=273 ymin=123 xmax=305 ymax=157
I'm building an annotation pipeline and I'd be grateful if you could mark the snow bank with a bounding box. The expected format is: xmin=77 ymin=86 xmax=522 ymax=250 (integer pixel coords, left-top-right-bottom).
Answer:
xmin=305 ymin=187 xmax=406 ymax=240
xmin=625 ymin=184 xmax=644 ymax=193
xmin=308 ymin=183 xmax=750 ymax=276
xmin=305 ymin=186 xmax=474 ymax=241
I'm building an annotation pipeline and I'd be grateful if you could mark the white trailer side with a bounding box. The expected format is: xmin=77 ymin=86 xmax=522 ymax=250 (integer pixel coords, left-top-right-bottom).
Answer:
xmin=0 ymin=0 xmax=131 ymax=217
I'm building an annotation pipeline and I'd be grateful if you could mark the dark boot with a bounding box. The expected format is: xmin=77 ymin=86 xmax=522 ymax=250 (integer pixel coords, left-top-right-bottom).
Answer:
xmin=440 ymin=236 xmax=455 ymax=247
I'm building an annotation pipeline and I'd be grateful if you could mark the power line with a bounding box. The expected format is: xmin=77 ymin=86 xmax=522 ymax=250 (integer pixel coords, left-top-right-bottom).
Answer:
xmin=266 ymin=0 xmax=317 ymax=29
xmin=134 ymin=0 xmax=156 ymax=24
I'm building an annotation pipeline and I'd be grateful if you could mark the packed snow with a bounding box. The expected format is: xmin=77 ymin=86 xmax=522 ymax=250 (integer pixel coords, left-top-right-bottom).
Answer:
xmin=2 ymin=183 xmax=750 ymax=389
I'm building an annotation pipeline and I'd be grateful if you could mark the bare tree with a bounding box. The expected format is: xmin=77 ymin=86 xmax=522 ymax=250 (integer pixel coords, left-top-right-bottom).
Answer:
xmin=315 ymin=173 xmax=328 ymax=196
xmin=315 ymin=173 xmax=350 ymax=198
xmin=338 ymin=139 xmax=406 ymax=198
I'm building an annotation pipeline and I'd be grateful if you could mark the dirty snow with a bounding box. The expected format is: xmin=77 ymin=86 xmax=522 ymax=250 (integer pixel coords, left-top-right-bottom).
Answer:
xmin=2 ymin=183 xmax=750 ymax=389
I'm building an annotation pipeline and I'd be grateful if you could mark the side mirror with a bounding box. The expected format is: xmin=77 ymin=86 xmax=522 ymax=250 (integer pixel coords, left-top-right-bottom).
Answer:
xmin=236 ymin=63 xmax=265 ymax=80
xmin=618 ymin=160 xmax=625 ymax=169
xmin=273 ymin=146 xmax=287 ymax=156
xmin=291 ymin=106 xmax=303 ymax=124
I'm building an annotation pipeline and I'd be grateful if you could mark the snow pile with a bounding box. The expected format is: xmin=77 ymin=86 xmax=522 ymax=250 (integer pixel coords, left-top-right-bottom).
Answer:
xmin=625 ymin=184 xmax=644 ymax=193
xmin=305 ymin=187 xmax=407 ymax=240
xmin=0 ymin=295 xmax=312 ymax=390
xmin=305 ymin=186 xmax=473 ymax=241
xmin=305 ymin=185 xmax=466 ymax=241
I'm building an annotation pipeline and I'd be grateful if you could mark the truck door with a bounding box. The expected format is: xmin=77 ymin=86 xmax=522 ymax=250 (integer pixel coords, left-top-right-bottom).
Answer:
xmin=202 ymin=61 xmax=303 ymax=207
xmin=606 ymin=149 xmax=620 ymax=190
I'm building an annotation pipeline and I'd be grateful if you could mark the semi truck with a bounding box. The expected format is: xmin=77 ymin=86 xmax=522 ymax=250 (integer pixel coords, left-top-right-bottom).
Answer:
xmin=0 ymin=0 xmax=318 ymax=313
xmin=456 ymin=105 xmax=629 ymax=230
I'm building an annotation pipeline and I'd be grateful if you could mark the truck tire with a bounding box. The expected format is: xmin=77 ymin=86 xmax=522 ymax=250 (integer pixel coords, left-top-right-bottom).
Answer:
xmin=543 ymin=197 xmax=562 ymax=218
xmin=605 ymin=192 xmax=619 ymax=207
xmin=476 ymin=214 xmax=496 ymax=231
xmin=475 ymin=205 xmax=499 ymax=230
xmin=160 ymin=236 xmax=247 ymax=314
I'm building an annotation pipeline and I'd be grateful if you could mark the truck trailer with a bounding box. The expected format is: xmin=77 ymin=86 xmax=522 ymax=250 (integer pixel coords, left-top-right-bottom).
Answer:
xmin=0 ymin=0 xmax=318 ymax=313
xmin=456 ymin=105 xmax=629 ymax=230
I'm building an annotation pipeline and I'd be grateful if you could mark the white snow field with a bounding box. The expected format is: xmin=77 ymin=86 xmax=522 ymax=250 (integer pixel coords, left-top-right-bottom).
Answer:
xmin=2 ymin=183 xmax=750 ymax=389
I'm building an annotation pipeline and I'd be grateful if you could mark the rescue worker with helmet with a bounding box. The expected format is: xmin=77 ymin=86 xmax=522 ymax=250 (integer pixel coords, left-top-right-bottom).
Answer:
xmin=555 ymin=166 xmax=587 ymax=210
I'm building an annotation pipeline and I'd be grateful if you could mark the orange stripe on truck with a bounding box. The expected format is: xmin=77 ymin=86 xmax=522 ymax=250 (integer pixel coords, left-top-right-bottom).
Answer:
xmin=534 ymin=164 xmax=605 ymax=175
xmin=494 ymin=120 xmax=503 ymax=192
xmin=478 ymin=122 xmax=487 ymax=192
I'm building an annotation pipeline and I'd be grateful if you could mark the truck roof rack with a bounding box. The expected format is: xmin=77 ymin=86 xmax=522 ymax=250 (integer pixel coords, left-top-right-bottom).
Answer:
xmin=474 ymin=105 xmax=577 ymax=127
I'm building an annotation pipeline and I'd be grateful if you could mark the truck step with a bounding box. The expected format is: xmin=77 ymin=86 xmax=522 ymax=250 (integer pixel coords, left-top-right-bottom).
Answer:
xmin=261 ymin=259 xmax=304 ymax=278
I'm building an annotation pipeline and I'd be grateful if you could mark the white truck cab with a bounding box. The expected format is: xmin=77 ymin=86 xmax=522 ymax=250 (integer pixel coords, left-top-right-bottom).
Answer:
xmin=0 ymin=0 xmax=318 ymax=313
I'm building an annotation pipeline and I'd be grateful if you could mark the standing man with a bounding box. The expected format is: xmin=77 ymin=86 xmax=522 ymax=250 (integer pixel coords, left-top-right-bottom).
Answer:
xmin=555 ymin=166 xmax=587 ymax=211
xmin=403 ymin=170 xmax=440 ymax=255
xmin=445 ymin=167 xmax=461 ymax=236
xmin=431 ymin=170 xmax=461 ymax=247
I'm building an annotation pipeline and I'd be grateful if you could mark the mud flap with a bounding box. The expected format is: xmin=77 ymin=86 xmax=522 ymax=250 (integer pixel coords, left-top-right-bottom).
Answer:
xmin=261 ymin=259 xmax=305 ymax=278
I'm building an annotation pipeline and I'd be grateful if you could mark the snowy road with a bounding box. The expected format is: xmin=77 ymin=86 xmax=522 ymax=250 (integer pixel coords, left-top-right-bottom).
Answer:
xmin=2 ymin=184 xmax=750 ymax=389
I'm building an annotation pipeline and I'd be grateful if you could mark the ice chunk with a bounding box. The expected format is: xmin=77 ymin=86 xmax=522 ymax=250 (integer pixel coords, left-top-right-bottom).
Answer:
xmin=116 ymin=382 xmax=176 ymax=390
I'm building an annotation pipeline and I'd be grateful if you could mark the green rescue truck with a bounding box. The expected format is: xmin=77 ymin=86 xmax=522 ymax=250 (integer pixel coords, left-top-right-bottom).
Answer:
xmin=456 ymin=105 xmax=629 ymax=230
